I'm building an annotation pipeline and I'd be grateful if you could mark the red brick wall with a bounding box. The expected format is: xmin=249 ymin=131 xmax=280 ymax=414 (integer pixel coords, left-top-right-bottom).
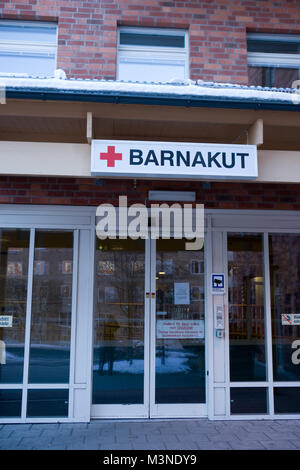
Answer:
xmin=1 ymin=0 xmax=300 ymax=84
xmin=0 ymin=176 xmax=299 ymax=211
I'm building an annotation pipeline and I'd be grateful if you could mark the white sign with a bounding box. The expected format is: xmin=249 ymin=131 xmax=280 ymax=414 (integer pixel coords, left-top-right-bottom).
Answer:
xmin=174 ymin=282 xmax=190 ymax=305
xmin=281 ymin=314 xmax=300 ymax=326
xmin=91 ymin=140 xmax=258 ymax=180
xmin=0 ymin=315 xmax=13 ymax=327
xmin=211 ymin=273 xmax=225 ymax=295
xmin=156 ymin=320 xmax=205 ymax=339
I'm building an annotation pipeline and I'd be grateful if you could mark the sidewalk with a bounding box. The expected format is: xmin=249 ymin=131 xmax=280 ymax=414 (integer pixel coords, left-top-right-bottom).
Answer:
xmin=1 ymin=419 xmax=300 ymax=450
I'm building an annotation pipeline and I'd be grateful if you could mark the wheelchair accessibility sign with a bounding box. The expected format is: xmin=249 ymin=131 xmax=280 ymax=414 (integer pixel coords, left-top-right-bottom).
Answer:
xmin=211 ymin=273 xmax=225 ymax=295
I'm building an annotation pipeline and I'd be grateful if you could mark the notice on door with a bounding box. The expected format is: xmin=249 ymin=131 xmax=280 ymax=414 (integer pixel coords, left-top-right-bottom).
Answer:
xmin=0 ymin=316 xmax=13 ymax=328
xmin=174 ymin=282 xmax=190 ymax=305
xmin=281 ymin=314 xmax=300 ymax=326
xmin=157 ymin=319 xmax=204 ymax=339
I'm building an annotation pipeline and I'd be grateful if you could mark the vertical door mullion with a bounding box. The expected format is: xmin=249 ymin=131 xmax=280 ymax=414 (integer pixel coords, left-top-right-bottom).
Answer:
xmin=223 ymin=231 xmax=231 ymax=417
xmin=143 ymin=236 xmax=151 ymax=416
xmin=263 ymin=232 xmax=274 ymax=416
xmin=149 ymin=237 xmax=156 ymax=417
xmin=68 ymin=229 xmax=79 ymax=419
xmin=21 ymin=228 xmax=35 ymax=420
xmin=205 ymin=218 xmax=214 ymax=420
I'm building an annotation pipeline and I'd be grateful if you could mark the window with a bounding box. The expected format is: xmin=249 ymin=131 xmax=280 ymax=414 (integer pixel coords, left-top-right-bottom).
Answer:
xmin=0 ymin=20 xmax=57 ymax=77
xmin=247 ymin=33 xmax=300 ymax=88
xmin=117 ymin=27 xmax=189 ymax=83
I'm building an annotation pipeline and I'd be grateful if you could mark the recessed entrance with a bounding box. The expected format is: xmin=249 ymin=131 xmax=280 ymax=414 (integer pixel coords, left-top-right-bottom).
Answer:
xmin=91 ymin=237 xmax=207 ymax=418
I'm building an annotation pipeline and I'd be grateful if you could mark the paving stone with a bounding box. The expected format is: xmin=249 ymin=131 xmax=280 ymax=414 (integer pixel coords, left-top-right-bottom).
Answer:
xmin=1 ymin=424 xmax=32 ymax=431
xmin=0 ymin=431 xmax=13 ymax=439
xmin=288 ymin=440 xmax=300 ymax=449
xmin=263 ymin=431 xmax=300 ymax=440
xmin=167 ymin=441 xmax=200 ymax=450
xmin=196 ymin=441 xmax=233 ymax=450
xmin=100 ymin=443 xmax=134 ymax=450
xmin=1 ymin=419 xmax=300 ymax=450
xmin=229 ymin=440 xmax=265 ymax=450
xmin=261 ymin=440 xmax=298 ymax=450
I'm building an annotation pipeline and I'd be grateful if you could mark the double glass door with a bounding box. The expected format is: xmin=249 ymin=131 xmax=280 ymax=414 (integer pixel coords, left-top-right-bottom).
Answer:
xmin=92 ymin=237 xmax=206 ymax=418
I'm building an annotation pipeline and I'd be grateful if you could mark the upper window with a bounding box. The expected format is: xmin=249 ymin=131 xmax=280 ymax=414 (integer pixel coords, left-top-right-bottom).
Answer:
xmin=0 ymin=20 xmax=57 ymax=77
xmin=247 ymin=33 xmax=300 ymax=88
xmin=117 ymin=27 xmax=189 ymax=83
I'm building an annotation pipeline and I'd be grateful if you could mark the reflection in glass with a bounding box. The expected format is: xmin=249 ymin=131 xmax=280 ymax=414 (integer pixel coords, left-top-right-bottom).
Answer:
xmin=0 ymin=389 xmax=22 ymax=417
xmin=274 ymin=387 xmax=300 ymax=414
xmin=0 ymin=229 xmax=29 ymax=384
xmin=27 ymin=389 xmax=69 ymax=417
xmin=28 ymin=231 xmax=73 ymax=384
xmin=155 ymin=239 xmax=205 ymax=404
xmin=230 ymin=387 xmax=267 ymax=414
xmin=248 ymin=66 xmax=299 ymax=88
xmin=228 ymin=233 xmax=266 ymax=381
xmin=92 ymin=238 xmax=145 ymax=405
xmin=269 ymin=234 xmax=300 ymax=381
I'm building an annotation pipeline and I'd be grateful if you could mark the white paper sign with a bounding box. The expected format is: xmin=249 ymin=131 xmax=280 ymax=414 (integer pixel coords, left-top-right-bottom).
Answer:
xmin=0 ymin=316 xmax=13 ymax=327
xmin=174 ymin=282 xmax=190 ymax=305
xmin=91 ymin=140 xmax=258 ymax=180
xmin=157 ymin=319 xmax=205 ymax=339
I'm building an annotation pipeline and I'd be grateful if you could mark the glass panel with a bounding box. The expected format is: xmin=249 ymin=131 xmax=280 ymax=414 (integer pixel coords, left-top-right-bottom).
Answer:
xmin=28 ymin=231 xmax=73 ymax=384
xmin=273 ymin=68 xmax=299 ymax=88
xmin=120 ymin=32 xmax=185 ymax=48
xmin=155 ymin=238 xmax=205 ymax=404
xmin=118 ymin=59 xmax=185 ymax=83
xmin=269 ymin=234 xmax=300 ymax=381
xmin=0 ymin=389 xmax=22 ymax=417
xmin=0 ymin=229 xmax=29 ymax=384
xmin=0 ymin=22 xmax=57 ymax=76
xmin=230 ymin=387 xmax=267 ymax=414
xmin=92 ymin=238 xmax=145 ymax=405
xmin=0 ymin=21 xmax=57 ymax=44
xmin=247 ymin=39 xmax=300 ymax=54
xmin=248 ymin=66 xmax=299 ymax=88
xmin=274 ymin=387 xmax=300 ymax=414
xmin=228 ymin=233 xmax=266 ymax=381
xmin=27 ymin=389 xmax=68 ymax=417
xmin=0 ymin=53 xmax=56 ymax=76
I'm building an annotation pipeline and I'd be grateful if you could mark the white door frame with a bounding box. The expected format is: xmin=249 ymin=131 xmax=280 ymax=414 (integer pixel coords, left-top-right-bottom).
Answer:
xmin=0 ymin=204 xmax=96 ymax=424
xmin=149 ymin=237 xmax=207 ymax=418
xmin=208 ymin=209 xmax=300 ymax=420
xmin=91 ymin=235 xmax=208 ymax=419
xmin=91 ymin=237 xmax=151 ymax=419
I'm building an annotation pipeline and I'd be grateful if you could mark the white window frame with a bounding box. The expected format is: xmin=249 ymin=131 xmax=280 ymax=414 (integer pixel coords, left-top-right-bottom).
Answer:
xmin=0 ymin=205 xmax=95 ymax=424
xmin=117 ymin=26 xmax=189 ymax=82
xmin=0 ymin=20 xmax=58 ymax=77
xmin=247 ymin=33 xmax=300 ymax=69
xmin=209 ymin=209 xmax=300 ymax=420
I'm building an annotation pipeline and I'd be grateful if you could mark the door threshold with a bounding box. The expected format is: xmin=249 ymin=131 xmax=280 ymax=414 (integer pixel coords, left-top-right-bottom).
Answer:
xmin=90 ymin=417 xmax=208 ymax=422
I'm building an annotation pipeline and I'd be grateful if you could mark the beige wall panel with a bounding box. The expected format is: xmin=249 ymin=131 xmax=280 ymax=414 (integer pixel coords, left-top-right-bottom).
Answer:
xmin=0 ymin=142 xmax=300 ymax=183
xmin=0 ymin=141 xmax=90 ymax=177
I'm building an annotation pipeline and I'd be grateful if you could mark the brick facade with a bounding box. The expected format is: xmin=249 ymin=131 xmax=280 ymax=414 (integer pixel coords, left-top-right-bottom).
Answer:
xmin=0 ymin=176 xmax=299 ymax=210
xmin=1 ymin=0 xmax=300 ymax=84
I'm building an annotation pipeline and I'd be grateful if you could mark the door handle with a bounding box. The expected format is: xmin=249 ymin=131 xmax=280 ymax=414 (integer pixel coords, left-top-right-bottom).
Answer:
xmin=145 ymin=292 xmax=150 ymax=298
xmin=151 ymin=292 xmax=156 ymax=299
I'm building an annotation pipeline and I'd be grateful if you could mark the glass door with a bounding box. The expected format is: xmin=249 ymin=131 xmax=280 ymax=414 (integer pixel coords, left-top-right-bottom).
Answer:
xmin=91 ymin=237 xmax=207 ymax=419
xmin=91 ymin=237 xmax=150 ymax=418
xmin=150 ymin=238 xmax=207 ymax=418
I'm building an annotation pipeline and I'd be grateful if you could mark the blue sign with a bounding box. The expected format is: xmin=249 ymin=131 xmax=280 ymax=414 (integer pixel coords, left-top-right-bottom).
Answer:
xmin=211 ymin=273 xmax=225 ymax=294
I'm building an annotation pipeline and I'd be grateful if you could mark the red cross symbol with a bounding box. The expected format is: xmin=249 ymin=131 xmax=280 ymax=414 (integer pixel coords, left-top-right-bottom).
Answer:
xmin=100 ymin=145 xmax=122 ymax=167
